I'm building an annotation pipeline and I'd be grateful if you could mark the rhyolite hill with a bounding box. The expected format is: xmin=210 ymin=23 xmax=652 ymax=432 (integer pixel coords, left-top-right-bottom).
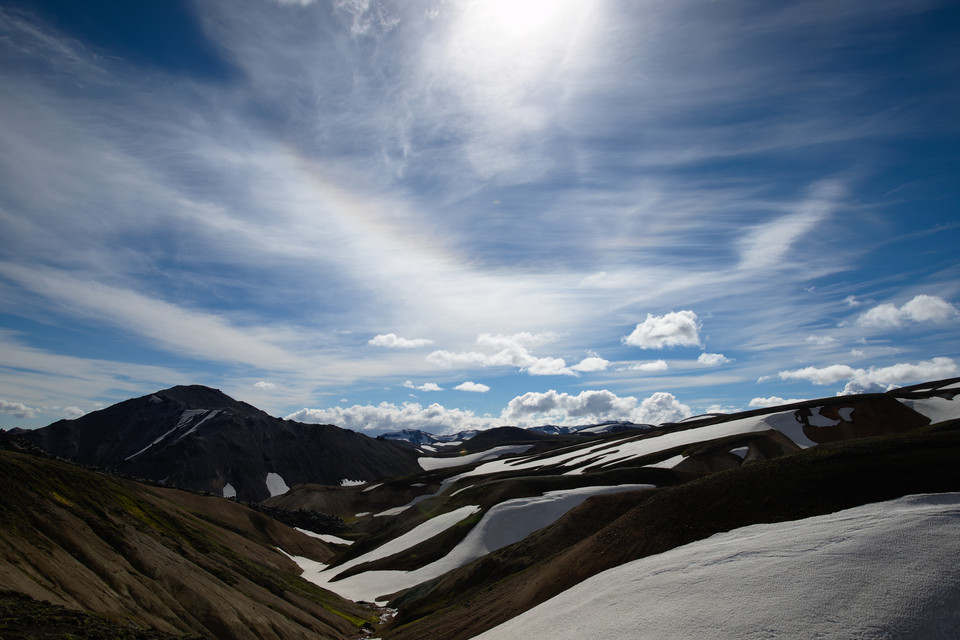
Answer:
xmin=3 ymin=377 xmax=960 ymax=639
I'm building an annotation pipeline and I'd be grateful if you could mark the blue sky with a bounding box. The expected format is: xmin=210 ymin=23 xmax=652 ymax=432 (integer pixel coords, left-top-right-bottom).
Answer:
xmin=1 ymin=0 xmax=958 ymax=433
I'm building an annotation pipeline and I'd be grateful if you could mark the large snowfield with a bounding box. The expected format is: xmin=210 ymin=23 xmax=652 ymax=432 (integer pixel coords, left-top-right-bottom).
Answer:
xmin=474 ymin=493 xmax=960 ymax=640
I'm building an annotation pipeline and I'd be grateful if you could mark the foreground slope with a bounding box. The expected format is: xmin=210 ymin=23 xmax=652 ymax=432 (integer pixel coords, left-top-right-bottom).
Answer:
xmin=0 ymin=447 xmax=379 ymax=639
xmin=21 ymin=385 xmax=421 ymax=501
xmin=475 ymin=493 xmax=960 ymax=640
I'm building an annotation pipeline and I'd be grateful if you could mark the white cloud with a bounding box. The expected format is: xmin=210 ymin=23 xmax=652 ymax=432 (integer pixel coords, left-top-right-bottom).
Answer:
xmin=254 ymin=381 xmax=277 ymax=390
xmin=856 ymin=295 xmax=959 ymax=329
xmin=427 ymin=332 xmax=601 ymax=377
xmin=628 ymin=360 xmax=669 ymax=372
xmin=748 ymin=396 xmax=806 ymax=408
xmin=455 ymin=381 xmax=490 ymax=393
xmin=570 ymin=356 xmax=611 ymax=373
xmin=622 ymin=311 xmax=702 ymax=349
xmin=403 ymin=380 xmax=443 ymax=392
xmin=736 ymin=179 xmax=843 ymax=271
xmin=805 ymin=335 xmax=835 ymax=345
xmin=503 ymin=389 xmax=691 ymax=426
xmin=778 ymin=364 xmax=858 ymax=385
xmin=843 ymin=295 xmax=861 ymax=307
xmin=288 ymin=401 xmax=496 ymax=433
xmin=0 ymin=398 xmax=36 ymax=419
xmin=779 ymin=357 xmax=958 ymax=395
xmin=369 ymin=333 xmax=435 ymax=348
xmin=697 ymin=353 xmax=731 ymax=366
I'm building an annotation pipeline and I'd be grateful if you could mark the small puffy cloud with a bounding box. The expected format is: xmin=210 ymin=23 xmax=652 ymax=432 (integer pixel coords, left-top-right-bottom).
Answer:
xmin=805 ymin=335 xmax=835 ymax=345
xmin=622 ymin=311 xmax=702 ymax=349
xmin=570 ymin=356 xmax=611 ymax=373
xmin=628 ymin=360 xmax=669 ymax=372
xmin=503 ymin=389 xmax=691 ymax=426
xmin=369 ymin=333 xmax=435 ymax=348
xmin=844 ymin=295 xmax=862 ymax=307
xmin=254 ymin=381 xmax=276 ymax=390
xmin=403 ymin=380 xmax=443 ymax=392
xmin=748 ymin=396 xmax=807 ymax=408
xmin=455 ymin=381 xmax=490 ymax=393
xmin=856 ymin=295 xmax=958 ymax=328
xmin=0 ymin=399 xmax=36 ymax=419
xmin=779 ymin=357 xmax=958 ymax=395
xmin=697 ymin=353 xmax=731 ymax=366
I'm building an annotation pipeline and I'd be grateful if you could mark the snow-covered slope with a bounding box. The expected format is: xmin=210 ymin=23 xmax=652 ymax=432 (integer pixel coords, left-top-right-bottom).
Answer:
xmin=475 ymin=493 xmax=960 ymax=640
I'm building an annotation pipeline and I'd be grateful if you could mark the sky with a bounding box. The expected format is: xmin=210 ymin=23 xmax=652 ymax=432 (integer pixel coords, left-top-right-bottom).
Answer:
xmin=0 ymin=0 xmax=958 ymax=434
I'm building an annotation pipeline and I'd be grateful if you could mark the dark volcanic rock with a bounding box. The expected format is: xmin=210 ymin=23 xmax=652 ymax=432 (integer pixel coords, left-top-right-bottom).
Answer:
xmin=21 ymin=385 xmax=420 ymax=502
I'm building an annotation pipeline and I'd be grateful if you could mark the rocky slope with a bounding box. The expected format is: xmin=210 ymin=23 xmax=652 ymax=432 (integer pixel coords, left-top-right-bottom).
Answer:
xmin=21 ymin=385 xmax=421 ymax=501
xmin=0 ymin=448 xmax=380 ymax=639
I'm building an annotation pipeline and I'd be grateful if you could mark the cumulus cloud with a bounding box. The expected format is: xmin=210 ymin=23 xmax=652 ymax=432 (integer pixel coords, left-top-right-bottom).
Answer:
xmin=748 ymin=396 xmax=807 ymax=408
xmin=403 ymin=380 xmax=443 ymax=392
xmin=778 ymin=357 xmax=958 ymax=395
xmin=289 ymin=388 xmax=692 ymax=433
xmin=369 ymin=333 xmax=435 ymax=348
xmin=254 ymin=381 xmax=276 ymax=390
xmin=622 ymin=311 xmax=702 ymax=349
xmin=570 ymin=356 xmax=611 ymax=373
xmin=288 ymin=401 xmax=496 ymax=433
xmin=844 ymin=295 xmax=862 ymax=307
xmin=628 ymin=360 xmax=669 ymax=372
xmin=455 ymin=381 xmax=490 ymax=392
xmin=778 ymin=364 xmax=858 ymax=385
xmin=856 ymin=295 xmax=959 ymax=329
xmin=427 ymin=332 xmax=604 ymax=377
xmin=0 ymin=398 xmax=36 ymax=419
xmin=697 ymin=353 xmax=731 ymax=366
xmin=503 ymin=389 xmax=691 ymax=426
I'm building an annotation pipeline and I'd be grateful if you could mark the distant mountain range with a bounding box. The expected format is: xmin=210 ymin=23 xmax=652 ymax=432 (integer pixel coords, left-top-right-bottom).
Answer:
xmin=379 ymin=421 xmax=649 ymax=449
xmin=4 ymin=377 xmax=960 ymax=639
xmin=18 ymin=385 xmax=421 ymax=502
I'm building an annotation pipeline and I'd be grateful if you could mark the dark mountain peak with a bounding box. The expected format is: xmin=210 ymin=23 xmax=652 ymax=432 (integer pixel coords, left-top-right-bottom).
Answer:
xmin=150 ymin=384 xmax=266 ymax=416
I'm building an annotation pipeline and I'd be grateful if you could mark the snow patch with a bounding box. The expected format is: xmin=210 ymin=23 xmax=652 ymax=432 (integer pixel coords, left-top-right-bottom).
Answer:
xmin=805 ymin=407 xmax=839 ymax=427
xmin=295 ymin=528 xmax=353 ymax=545
xmin=474 ymin=493 xmax=960 ymax=640
xmin=418 ymin=445 xmax=535 ymax=471
xmin=363 ymin=483 xmax=383 ymax=492
xmin=265 ymin=472 xmax=290 ymax=497
xmin=899 ymin=396 xmax=960 ymax=425
xmin=222 ymin=483 xmax=236 ymax=498
xmin=340 ymin=479 xmax=365 ymax=486
xmin=307 ymin=485 xmax=652 ymax=603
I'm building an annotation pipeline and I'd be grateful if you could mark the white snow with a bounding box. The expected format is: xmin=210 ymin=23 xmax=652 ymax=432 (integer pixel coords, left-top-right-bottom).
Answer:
xmin=222 ymin=482 xmax=236 ymax=498
xmin=354 ymin=512 xmax=371 ymax=517
xmin=418 ymin=445 xmax=535 ymax=471
xmin=474 ymin=493 xmax=960 ymax=640
xmin=363 ymin=483 xmax=383 ymax=492
xmin=463 ymin=410 xmax=818 ymax=479
xmin=420 ymin=445 xmax=437 ymax=452
xmin=124 ymin=409 xmax=213 ymax=461
xmin=806 ymin=407 xmax=839 ymax=427
xmin=899 ymin=396 xmax=960 ymax=425
xmin=374 ymin=493 xmax=433 ymax=517
xmin=295 ymin=484 xmax=652 ymax=603
xmin=265 ymin=472 xmax=290 ymax=497
xmin=174 ymin=409 xmax=220 ymax=442
xmin=149 ymin=395 xmax=163 ymax=404
xmin=340 ymin=479 xmax=365 ymax=486
xmin=838 ymin=406 xmax=855 ymax=421
xmin=294 ymin=528 xmax=353 ymax=545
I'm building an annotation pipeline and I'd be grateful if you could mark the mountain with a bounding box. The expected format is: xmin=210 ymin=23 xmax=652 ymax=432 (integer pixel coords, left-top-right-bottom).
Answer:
xmin=0 ymin=446 xmax=380 ymax=639
xmin=21 ymin=385 xmax=421 ymax=502
xmin=262 ymin=378 xmax=960 ymax=639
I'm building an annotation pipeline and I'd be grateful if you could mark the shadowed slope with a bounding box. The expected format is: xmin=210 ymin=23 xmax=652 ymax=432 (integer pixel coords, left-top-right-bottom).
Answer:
xmin=0 ymin=449 xmax=379 ymax=640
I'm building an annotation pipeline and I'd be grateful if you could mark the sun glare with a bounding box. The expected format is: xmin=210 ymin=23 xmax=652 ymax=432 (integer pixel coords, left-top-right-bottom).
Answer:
xmin=483 ymin=0 xmax=567 ymax=36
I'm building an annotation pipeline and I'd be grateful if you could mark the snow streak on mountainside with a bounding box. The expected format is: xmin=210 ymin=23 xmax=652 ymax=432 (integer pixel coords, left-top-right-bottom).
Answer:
xmin=475 ymin=493 xmax=960 ymax=640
